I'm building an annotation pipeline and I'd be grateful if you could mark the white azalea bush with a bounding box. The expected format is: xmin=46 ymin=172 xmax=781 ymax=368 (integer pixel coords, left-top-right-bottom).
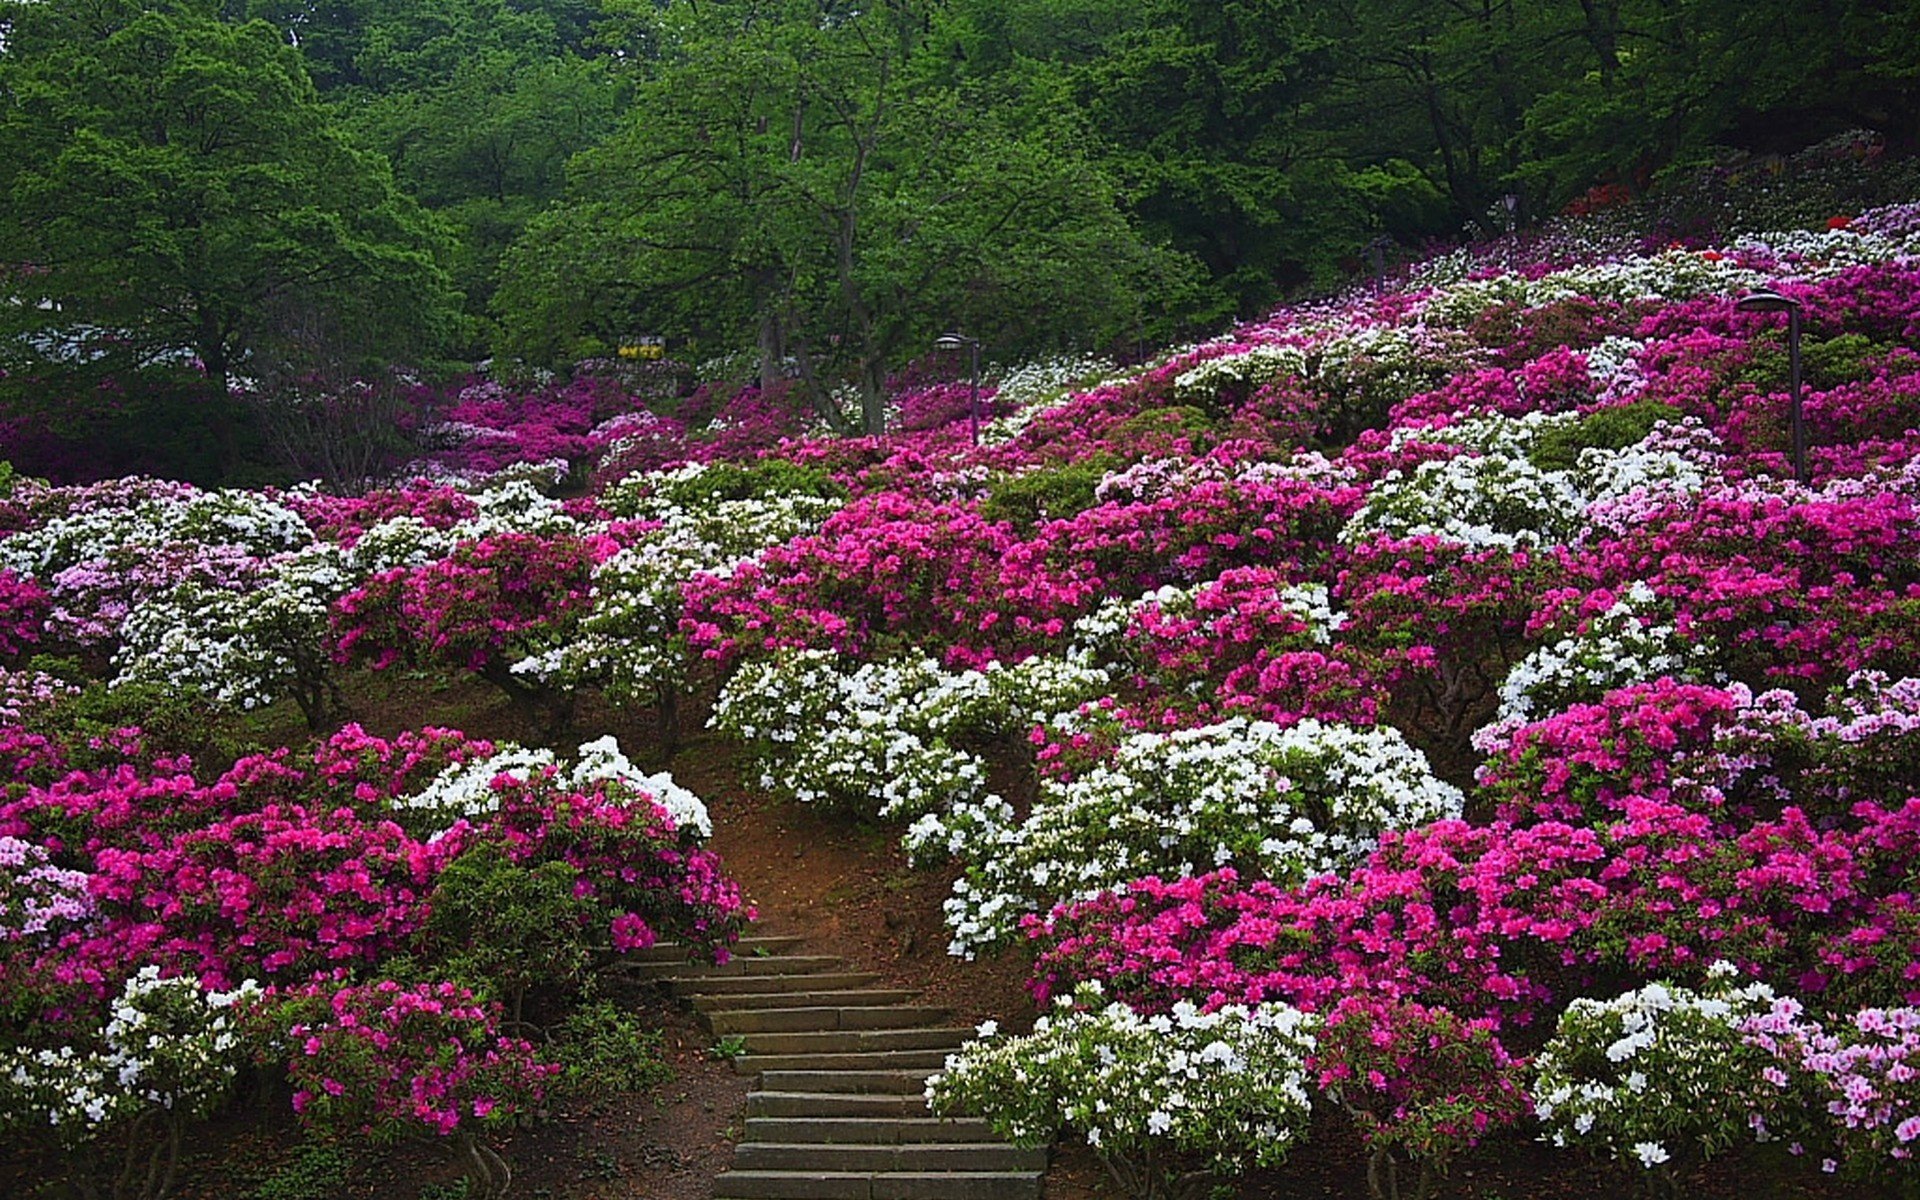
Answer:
xmin=711 ymin=650 xmax=1109 ymax=821
xmin=1491 ymin=582 xmax=1719 ymax=726
xmin=928 ymin=985 xmax=1319 ymax=1200
xmin=345 ymin=515 xmax=463 ymax=573
xmin=1343 ymin=414 xmax=1587 ymax=549
xmin=515 ymin=466 xmax=843 ymax=720
xmin=1531 ymin=964 xmax=1787 ymax=1173
xmin=114 ymin=545 xmax=351 ymax=727
xmin=391 ymin=735 xmax=710 ymax=839
xmin=1173 ymin=343 xmax=1309 ymax=405
xmin=0 ymin=489 xmax=310 ymax=581
xmin=0 ymin=968 xmax=261 ymax=1196
xmin=936 ymin=717 xmax=1464 ymax=954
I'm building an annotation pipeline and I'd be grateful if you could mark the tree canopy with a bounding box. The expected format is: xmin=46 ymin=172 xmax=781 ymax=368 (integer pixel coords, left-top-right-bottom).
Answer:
xmin=0 ymin=0 xmax=458 ymax=416
xmin=492 ymin=0 xmax=1189 ymax=432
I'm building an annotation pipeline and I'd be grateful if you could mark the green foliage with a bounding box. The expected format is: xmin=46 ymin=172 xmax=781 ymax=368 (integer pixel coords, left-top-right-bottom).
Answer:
xmin=425 ymin=843 xmax=596 ymax=1012
xmin=493 ymin=0 xmax=1190 ymax=432
xmin=709 ymin=1033 xmax=749 ymax=1062
xmin=0 ymin=0 xmax=459 ymax=451
xmin=550 ymin=999 xmax=668 ymax=1098
xmin=981 ymin=459 xmax=1118 ymax=530
xmin=656 ymin=461 xmax=846 ymax=509
xmin=250 ymin=1139 xmax=353 ymax=1200
xmin=1529 ymin=401 xmax=1685 ymax=472
xmin=1108 ymin=406 xmax=1216 ymax=451
xmin=0 ymin=462 xmax=13 ymax=497
xmin=32 ymin=677 xmax=297 ymax=773
xmin=1742 ymin=333 xmax=1890 ymax=393
xmin=341 ymin=51 xmax=626 ymax=330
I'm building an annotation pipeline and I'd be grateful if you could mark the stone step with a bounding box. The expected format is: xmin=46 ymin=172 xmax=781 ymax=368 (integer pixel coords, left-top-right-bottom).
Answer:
xmin=710 ymin=1170 xmax=1043 ymax=1200
xmin=699 ymin=988 xmax=920 ymax=1012
xmin=733 ymin=1142 xmax=1046 ymax=1173
xmin=627 ymin=935 xmax=807 ymax=963
xmin=747 ymin=1091 xmax=934 ymax=1118
xmin=744 ymin=1116 xmax=1000 ymax=1144
xmin=738 ymin=1046 xmax=954 ymax=1074
xmin=736 ymin=1027 xmax=973 ymax=1056
xmin=756 ymin=1070 xmax=936 ymax=1095
xmin=708 ymin=1006 xmax=952 ymax=1035
xmin=626 ymin=954 xmax=845 ymax=982
xmin=673 ymin=972 xmax=885 ymax=996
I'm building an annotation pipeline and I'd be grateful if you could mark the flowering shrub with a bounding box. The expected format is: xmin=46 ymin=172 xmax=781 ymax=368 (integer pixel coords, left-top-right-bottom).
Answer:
xmin=1744 ymin=996 xmax=1920 ymax=1178
xmin=0 ymin=568 xmax=47 ymax=657
xmin=0 ymin=968 xmax=260 ymax=1199
xmin=712 ymin=650 xmax=1109 ymax=827
xmin=332 ymin=531 xmax=603 ymax=721
xmin=115 ymin=546 xmax=350 ymax=727
xmin=514 ymin=467 xmax=843 ymax=734
xmin=939 ymin=718 xmax=1463 ymax=954
xmin=1491 ymin=581 xmax=1719 ymax=726
xmin=928 ymin=985 xmax=1319 ymax=1200
xmin=1314 ymin=996 xmax=1530 ymax=1200
xmin=1531 ymin=964 xmax=1785 ymax=1173
xmin=0 ymin=834 xmax=93 ymax=943
xmin=259 ymin=979 xmax=557 ymax=1197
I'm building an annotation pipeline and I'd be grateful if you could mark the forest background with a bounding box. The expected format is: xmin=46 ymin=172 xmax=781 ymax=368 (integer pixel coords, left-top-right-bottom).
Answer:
xmin=2 ymin=0 xmax=1916 ymax=479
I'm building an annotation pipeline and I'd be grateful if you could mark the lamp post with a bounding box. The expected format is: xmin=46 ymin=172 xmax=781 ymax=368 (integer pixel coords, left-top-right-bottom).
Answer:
xmin=1364 ymin=235 xmax=1393 ymax=290
xmin=1735 ymin=289 xmax=1807 ymax=485
xmin=935 ymin=332 xmax=981 ymax=445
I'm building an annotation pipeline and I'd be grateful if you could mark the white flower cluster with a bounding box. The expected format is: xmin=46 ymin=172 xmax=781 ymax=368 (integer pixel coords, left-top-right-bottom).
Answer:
xmin=346 ymin=516 xmax=461 ymax=574
xmin=0 ymin=968 xmax=260 ymax=1150
xmin=518 ymin=471 xmax=841 ymax=699
xmin=114 ymin=545 xmax=351 ymax=713
xmin=713 ymin=650 xmax=1110 ymax=826
xmin=938 ymin=718 xmax=1464 ymax=954
xmin=1350 ymin=409 xmax=1719 ymax=550
xmin=978 ymin=353 xmax=1122 ymax=445
xmin=1733 ymin=226 xmax=1920 ymax=276
xmin=1532 ymin=964 xmax=1779 ymax=1171
xmin=1586 ymin=336 xmax=1650 ymax=405
xmin=1420 ymin=250 xmax=1767 ymax=328
xmin=927 ymin=984 xmax=1319 ymax=1179
xmin=0 ymin=488 xmax=311 ymax=581
xmin=460 ymin=478 xmax=582 ymax=538
xmin=1070 ymin=579 xmax=1345 ymax=682
xmin=393 ymin=735 xmax=711 ymax=838
xmin=1345 ymin=447 xmax=1586 ymax=550
xmin=1173 ymin=344 xmax=1309 ymax=404
xmin=1491 ymin=582 xmax=1719 ymax=726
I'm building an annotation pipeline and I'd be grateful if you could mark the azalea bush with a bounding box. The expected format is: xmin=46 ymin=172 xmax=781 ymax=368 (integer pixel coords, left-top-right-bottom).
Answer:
xmin=1531 ymin=965 xmax=1788 ymax=1177
xmin=332 ymin=530 xmax=603 ymax=725
xmin=938 ymin=717 xmax=1464 ymax=955
xmin=1314 ymin=996 xmax=1531 ymax=1200
xmin=0 ymin=968 xmax=262 ymax=1200
xmin=928 ymin=985 xmax=1320 ymax=1200
xmin=257 ymin=979 xmax=559 ymax=1199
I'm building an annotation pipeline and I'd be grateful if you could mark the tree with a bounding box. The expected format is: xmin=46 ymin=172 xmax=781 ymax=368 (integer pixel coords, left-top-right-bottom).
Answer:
xmin=0 ymin=0 xmax=459 ymax=450
xmin=493 ymin=0 xmax=1188 ymax=434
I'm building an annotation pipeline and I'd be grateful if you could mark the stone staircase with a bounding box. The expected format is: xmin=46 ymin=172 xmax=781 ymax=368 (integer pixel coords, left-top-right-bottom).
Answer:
xmin=628 ymin=935 xmax=1045 ymax=1199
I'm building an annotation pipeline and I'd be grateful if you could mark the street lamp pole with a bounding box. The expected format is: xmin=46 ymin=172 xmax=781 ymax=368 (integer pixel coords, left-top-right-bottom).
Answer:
xmin=935 ymin=332 xmax=981 ymax=445
xmin=1735 ymin=289 xmax=1807 ymax=485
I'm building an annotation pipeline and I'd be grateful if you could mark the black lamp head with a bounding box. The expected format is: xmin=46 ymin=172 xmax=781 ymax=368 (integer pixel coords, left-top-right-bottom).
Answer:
xmin=1735 ymin=289 xmax=1800 ymax=313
